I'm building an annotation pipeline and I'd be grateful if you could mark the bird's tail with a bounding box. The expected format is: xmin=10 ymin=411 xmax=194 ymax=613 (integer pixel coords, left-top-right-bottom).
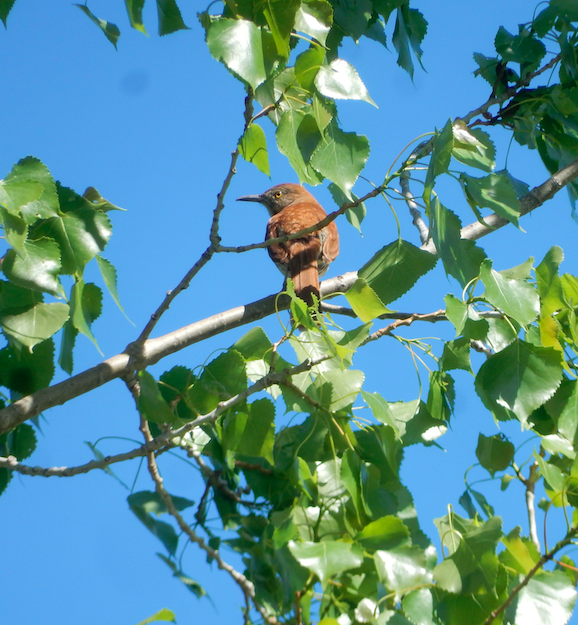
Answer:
xmin=289 ymin=238 xmax=322 ymax=306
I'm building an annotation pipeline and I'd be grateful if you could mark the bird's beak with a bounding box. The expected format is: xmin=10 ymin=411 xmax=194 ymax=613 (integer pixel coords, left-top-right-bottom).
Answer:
xmin=236 ymin=194 xmax=263 ymax=203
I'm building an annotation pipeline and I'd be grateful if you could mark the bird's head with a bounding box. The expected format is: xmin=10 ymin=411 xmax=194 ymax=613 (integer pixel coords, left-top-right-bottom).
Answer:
xmin=237 ymin=183 xmax=313 ymax=216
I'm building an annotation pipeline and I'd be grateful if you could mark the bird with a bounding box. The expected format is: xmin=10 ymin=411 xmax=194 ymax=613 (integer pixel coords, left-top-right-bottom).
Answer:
xmin=237 ymin=183 xmax=339 ymax=306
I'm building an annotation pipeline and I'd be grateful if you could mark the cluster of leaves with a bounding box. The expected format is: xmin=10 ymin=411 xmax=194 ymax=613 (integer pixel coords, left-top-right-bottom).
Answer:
xmin=0 ymin=156 xmax=122 ymax=493
xmin=129 ymin=230 xmax=578 ymax=622
xmin=201 ymin=0 xmax=426 ymax=201
xmin=473 ymin=0 xmax=578 ymax=209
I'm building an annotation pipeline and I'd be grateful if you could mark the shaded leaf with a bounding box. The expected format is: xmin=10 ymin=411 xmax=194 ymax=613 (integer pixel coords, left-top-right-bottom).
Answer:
xmin=310 ymin=121 xmax=370 ymax=199
xmin=2 ymin=237 xmax=62 ymax=296
xmin=1 ymin=302 xmax=69 ymax=349
xmin=75 ymin=4 xmax=120 ymax=48
xmin=358 ymin=239 xmax=437 ymax=306
xmin=475 ymin=339 xmax=563 ymax=424
xmin=240 ymin=124 xmax=270 ymax=176
xmin=156 ymin=0 xmax=189 ymax=37
xmin=480 ymin=259 xmax=539 ymax=327
xmin=138 ymin=370 xmax=177 ymax=424
xmin=476 ymin=433 xmax=515 ymax=476
xmin=288 ymin=539 xmax=363 ymax=586
xmin=431 ymin=198 xmax=487 ymax=288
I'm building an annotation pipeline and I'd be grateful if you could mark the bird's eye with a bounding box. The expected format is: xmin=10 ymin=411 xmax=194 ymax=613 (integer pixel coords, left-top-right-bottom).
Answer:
xmin=275 ymin=191 xmax=283 ymax=198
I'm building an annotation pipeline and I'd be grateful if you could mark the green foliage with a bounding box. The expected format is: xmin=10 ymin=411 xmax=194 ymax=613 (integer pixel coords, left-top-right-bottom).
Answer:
xmin=0 ymin=157 xmax=123 ymax=397
xmin=3 ymin=1 xmax=578 ymax=624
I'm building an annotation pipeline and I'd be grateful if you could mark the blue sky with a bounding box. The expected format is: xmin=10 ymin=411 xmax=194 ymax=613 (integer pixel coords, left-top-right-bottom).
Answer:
xmin=2 ymin=1 xmax=578 ymax=624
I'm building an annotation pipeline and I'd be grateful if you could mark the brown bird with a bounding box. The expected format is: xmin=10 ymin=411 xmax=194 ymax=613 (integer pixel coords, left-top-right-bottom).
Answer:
xmin=237 ymin=183 xmax=339 ymax=305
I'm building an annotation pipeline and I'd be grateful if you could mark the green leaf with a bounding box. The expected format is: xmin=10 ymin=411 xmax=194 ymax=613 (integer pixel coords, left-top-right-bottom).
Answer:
xmin=75 ymin=4 xmax=121 ymax=48
xmin=1 ymin=156 xmax=59 ymax=224
xmin=444 ymin=294 xmax=489 ymax=340
xmin=392 ymin=6 xmax=427 ymax=78
xmin=515 ymin=570 xmax=577 ymax=625
xmin=375 ymin=546 xmax=431 ymax=591
xmin=6 ymin=423 xmax=37 ymax=460
xmin=547 ymin=380 xmax=578 ymax=446
xmin=236 ymin=398 xmax=275 ymax=464
xmin=0 ymin=339 xmax=54 ymax=395
xmin=440 ymin=337 xmax=472 ymax=372
xmin=96 ymin=255 xmax=127 ymax=316
xmin=262 ymin=0 xmax=300 ymax=58
xmin=0 ymin=207 xmax=28 ymax=255
xmin=461 ymin=172 xmax=521 ymax=226
xmin=239 ymin=124 xmax=270 ymax=176
xmin=69 ymin=280 xmax=102 ymax=351
xmin=452 ymin=124 xmax=496 ymax=172
xmin=362 ymin=390 xmax=399 ymax=437
xmin=85 ymin=441 xmax=129 ymax=489
xmin=125 ymin=0 xmax=147 ymax=34
xmin=2 ymin=238 xmax=63 ymax=296
xmin=295 ymin=46 xmax=325 ymax=91
xmin=230 ymin=326 xmax=273 ymax=361
xmin=480 ymin=259 xmax=539 ymax=326
xmin=332 ymin=0 xmax=372 ymax=41
xmin=128 ymin=495 xmax=179 ymax=556
xmin=402 ymin=589 xmax=435 ymax=625
xmin=276 ymin=109 xmax=323 ymax=185
xmin=358 ymin=239 xmax=437 ymax=305
xmin=495 ymin=26 xmax=546 ymax=72
xmin=82 ymin=187 xmax=125 ymax=212
xmin=159 ymin=366 xmax=197 ymax=423
xmin=344 ymin=278 xmax=390 ymax=322
xmin=138 ymin=370 xmax=178 ymax=424
xmin=127 ymin=491 xmax=195 ymax=515
xmin=424 ymin=119 xmax=453 ymax=206
xmin=431 ymin=198 xmax=487 ymax=287
xmin=188 ymin=349 xmax=247 ymax=415
xmin=500 ymin=527 xmax=540 ymax=575
xmin=34 ymin=187 xmax=112 ymax=275
xmin=328 ymin=182 xmax=366 ymax=233
xmin=0 ymin=0 xmax=16 ymax=27
xmin=433 ymin=515 xmax=502 ymax=593
xmin=476 ymin=433 xmax=515 ymax=476
xmin=205 ymin=18 xmax=270 ymax=90
xmin=157 ymin=554 xmax=206 ymax=598
xmin=1 ymin=302 xmax=69 ymax=349
xmin=310 ymin=121 xmax=370 ymax=199
xmin=288 ymin=540 xmax=363 ymax=586
xmin=357 ymin=516 xmax=410 ymax=552
xmin=315 ymin=59 xmax=376 ymax=107
xmin=426 ymin=370 xmax=454 ymax=421
xmin=294 ymin=0 xmax=333 ymax=45
xmin=135 ymin=607 xmax=176 ymax=625
xmin=156 ymin=0 xmax=189 ymax=37
xmin=475 ymin=339 xmax=563 ymax=424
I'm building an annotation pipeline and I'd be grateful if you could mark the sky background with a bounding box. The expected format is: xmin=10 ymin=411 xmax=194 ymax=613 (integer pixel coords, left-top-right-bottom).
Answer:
xmin=2 ymin=1 xmax=578 ymax=624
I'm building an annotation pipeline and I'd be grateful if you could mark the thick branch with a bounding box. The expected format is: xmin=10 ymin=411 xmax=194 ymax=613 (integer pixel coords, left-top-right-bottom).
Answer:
xmin=422 ymin=157 xmax=578 ymax=254
xmin=0 ymin=356 xmax=324 ymax=475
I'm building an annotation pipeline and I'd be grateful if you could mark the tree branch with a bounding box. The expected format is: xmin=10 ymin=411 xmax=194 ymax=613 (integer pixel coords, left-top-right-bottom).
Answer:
xmin=482 ymin=526 xmax=578 ymax=625
xmin=422 ymin=157 xmax=578 ymax=254
xmin=0 ymin=357 xmax=325 ymax=475
xmin=1 ymin=159 xmax=577 ymax=435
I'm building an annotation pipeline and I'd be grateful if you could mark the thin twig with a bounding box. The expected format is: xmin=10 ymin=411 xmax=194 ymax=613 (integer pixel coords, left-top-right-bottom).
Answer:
xmin=362 ymin=310 xmax=446 ymax=344
xmin=134 ymin=94 xmax=255 ymax=346
xmin=132 ymin=381 xmax=278 ymax=624
xmin=460 ymin=53 xmax=562 ymax=126
xmin=0 ymin=357 xmax=326 ymax=478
